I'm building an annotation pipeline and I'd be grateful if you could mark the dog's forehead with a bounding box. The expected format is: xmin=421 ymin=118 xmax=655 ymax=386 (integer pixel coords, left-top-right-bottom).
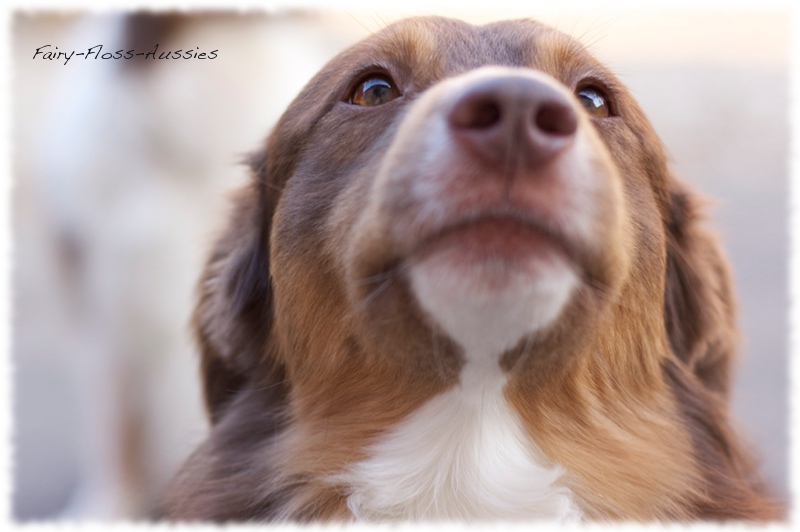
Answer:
xmin=337 ymin=17 xmax=600 ymax=83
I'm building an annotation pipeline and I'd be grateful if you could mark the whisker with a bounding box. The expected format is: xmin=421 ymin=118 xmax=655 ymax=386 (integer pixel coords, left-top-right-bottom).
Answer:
xmin=346 ymin=12 xmax=377 ymax=37
xmin=357 ymin=276 xmax=394 ymax=310
xmin=509 ymin=324 xmax=537 ymax=375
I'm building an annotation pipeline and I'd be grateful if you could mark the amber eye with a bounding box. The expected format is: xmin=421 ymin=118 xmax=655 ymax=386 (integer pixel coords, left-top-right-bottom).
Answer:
xmin=576 ymin=86 xmax=611 ymax=118
xmin=349 ymin=75 xmax=400 ymax=106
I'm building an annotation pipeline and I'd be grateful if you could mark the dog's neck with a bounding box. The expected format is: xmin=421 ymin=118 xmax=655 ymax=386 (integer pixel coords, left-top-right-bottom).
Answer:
xmin=330 ymin=347 xmax=582 ymax=521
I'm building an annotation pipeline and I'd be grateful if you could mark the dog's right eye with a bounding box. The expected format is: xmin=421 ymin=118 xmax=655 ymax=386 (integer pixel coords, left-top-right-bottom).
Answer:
xmin=349 ymin=75 xmax=400 ymax=106
xmin=576 ymin=85 xmax=612 ymax=118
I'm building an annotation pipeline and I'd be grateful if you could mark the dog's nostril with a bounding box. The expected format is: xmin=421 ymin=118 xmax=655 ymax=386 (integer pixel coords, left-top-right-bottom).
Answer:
xmin=535 ymin=102 xmax=578 ymax=136
xmin=451 ymin=98 xmax=501 ymax=129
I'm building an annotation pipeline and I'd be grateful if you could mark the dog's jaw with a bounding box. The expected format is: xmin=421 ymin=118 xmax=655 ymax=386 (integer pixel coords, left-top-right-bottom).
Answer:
xmin=409 ymin=242 xmax=578 ymax=359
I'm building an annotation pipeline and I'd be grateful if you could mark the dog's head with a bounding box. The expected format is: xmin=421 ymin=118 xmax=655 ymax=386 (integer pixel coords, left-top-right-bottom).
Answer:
xmin=188 ymin=17 xmax=773 ymax=520
xmin=197 ymin=15 xmax=730 ymax=411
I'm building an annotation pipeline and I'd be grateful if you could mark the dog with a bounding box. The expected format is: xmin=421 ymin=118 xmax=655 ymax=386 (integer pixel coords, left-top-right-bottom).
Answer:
xmin=160 ymin=16 xmax=782 ymax=521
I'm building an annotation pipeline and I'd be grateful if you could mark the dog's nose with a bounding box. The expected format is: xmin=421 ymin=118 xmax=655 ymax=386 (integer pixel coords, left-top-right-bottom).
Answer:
xmin=448 ymin=75 xmax=578 ymax=169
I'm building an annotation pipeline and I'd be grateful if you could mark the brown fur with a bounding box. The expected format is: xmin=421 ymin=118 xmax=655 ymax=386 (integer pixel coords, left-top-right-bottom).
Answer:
xmin=158 ymin=17 xmax=782 ymax=521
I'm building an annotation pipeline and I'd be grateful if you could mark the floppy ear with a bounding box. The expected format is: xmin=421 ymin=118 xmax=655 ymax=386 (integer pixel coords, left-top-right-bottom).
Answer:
xmin=662 ymin=184 xmax=785 ymax=518
xmin=193 ymin=150 xmax=285 ymax=423
xmin=663 ymin=181 xmax=738 ymax=400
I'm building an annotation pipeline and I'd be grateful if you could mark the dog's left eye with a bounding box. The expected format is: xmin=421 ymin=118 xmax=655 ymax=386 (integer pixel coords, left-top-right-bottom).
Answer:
xmin=350 ymin=75 xmax=400 ymax=106
xmin=576 ymin=86 xmax=611 ymax=118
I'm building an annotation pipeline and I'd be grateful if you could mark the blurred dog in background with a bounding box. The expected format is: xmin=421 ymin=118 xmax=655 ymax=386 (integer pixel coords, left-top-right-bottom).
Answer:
xmin=14 ymin=12 xmax=360 ymax=518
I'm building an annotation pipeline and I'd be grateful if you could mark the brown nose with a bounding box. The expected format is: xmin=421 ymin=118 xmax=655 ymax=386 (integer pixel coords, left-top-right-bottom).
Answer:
xmin=448 ymin=75 xmax=578 ymax=169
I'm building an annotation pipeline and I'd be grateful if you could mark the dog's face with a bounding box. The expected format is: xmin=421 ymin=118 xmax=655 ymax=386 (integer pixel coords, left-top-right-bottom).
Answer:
xmin=181 ymin=16 xmax=778 ymax=521
xmin=266 ymin=17 xmax=670 ymax=397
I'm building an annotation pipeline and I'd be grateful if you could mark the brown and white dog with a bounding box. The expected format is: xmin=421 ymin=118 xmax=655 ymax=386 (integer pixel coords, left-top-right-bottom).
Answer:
xmin=161 ymin=17 xmax=782 ymax=521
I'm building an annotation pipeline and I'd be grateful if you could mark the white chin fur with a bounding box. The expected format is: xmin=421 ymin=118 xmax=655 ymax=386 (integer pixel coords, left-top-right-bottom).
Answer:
xmin=409 ymin=249 xmax=578 ymax=359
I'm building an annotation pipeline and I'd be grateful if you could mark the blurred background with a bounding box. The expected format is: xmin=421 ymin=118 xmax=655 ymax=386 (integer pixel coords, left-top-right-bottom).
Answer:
xmin=11 ymin=7 xmax=788 ymax=520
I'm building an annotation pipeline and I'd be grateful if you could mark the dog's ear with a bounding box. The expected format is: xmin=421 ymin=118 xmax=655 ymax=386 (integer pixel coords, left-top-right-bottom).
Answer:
xmin=663 ymin=181 xmax=738 ymax=400
xmin=663 ymin=185 xmax=785 ymax=517
xmin=193 ymin=150 xmax=285 ymax=423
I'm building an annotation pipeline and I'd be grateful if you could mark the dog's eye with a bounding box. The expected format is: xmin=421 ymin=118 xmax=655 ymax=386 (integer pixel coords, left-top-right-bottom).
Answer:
xmin=576 ymin=86 xmax=611 ymax=118
xmin=350 ymin=75 xmax=400 ymax=106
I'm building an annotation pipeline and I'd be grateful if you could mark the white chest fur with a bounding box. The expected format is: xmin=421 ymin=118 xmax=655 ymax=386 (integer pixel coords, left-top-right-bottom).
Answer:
xmin=331 ymin=365 xmax=581 ymax=521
